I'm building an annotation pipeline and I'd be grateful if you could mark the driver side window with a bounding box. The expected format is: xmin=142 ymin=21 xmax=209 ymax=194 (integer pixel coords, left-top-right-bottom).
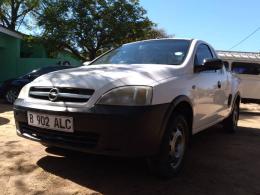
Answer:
xmin=194 ymin=44 xmax=213 ymax=66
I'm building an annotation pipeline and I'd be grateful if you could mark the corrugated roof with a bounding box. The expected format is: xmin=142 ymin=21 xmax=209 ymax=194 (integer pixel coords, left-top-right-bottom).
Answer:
xmin=217 ymin=50 xmax=260 ymax=61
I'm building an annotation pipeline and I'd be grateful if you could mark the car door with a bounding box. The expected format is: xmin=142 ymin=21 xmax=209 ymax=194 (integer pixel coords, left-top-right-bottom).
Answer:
xmin=192 ymin=44 xmax=226 ymax=132
xmin=213 ymin=62 xmax=231 ymax=119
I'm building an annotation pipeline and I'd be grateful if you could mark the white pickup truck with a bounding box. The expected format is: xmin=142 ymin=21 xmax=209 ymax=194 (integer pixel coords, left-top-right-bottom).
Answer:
xmin=14 ymin=38 xmax=240 ymax=178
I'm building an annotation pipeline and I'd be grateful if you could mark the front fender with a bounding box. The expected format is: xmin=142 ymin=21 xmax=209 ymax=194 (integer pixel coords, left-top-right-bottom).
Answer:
xmin=158 ymin=95 xmax=193 ymax=145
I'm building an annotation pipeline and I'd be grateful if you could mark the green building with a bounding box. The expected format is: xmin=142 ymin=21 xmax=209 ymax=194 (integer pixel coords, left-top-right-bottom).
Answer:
xmin=0 ymin=26 xmax=82 ymax=85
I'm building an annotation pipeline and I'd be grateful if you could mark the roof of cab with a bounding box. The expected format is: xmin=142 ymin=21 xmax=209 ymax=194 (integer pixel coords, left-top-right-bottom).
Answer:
xmin=123 ymin=38 xmax=194 ymax=46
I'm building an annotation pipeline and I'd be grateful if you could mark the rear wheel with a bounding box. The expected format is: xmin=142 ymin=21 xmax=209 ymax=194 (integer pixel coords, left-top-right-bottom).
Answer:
xmin=5 ymin=87 xmax=19 ymax=104
xmin=223 ymin=100 xmax=240 ymax=133
xmin=149 ymin=113 xmax=189 ymax=178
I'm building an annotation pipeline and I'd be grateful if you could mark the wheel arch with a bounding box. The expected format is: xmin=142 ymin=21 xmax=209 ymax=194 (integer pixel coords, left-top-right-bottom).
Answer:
xmin=159 ymin=95 xmax=194 ymax=143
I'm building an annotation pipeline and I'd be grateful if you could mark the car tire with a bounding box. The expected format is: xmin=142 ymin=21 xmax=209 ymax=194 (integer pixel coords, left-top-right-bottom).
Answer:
xmin=5 ymin=87 xmax=20 ymax=104
xmin=223 ymin=100 xmax=240 ymax=133
xmin=149 ymin=113 xmax=189 ymax=179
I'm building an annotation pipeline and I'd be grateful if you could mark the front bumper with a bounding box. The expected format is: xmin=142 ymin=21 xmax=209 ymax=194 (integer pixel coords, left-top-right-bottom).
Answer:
xmin=14 ymin=99 xmax=169 ymax=157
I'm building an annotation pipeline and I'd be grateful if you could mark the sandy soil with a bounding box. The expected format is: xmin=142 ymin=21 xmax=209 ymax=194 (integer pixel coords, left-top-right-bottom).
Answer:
xmin=0 ymin=101 xmax=260 ymax=195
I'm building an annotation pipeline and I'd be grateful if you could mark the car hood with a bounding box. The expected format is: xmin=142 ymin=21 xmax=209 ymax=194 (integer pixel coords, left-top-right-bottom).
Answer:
xmin=32 ymin=64 xmax=181 ymax=89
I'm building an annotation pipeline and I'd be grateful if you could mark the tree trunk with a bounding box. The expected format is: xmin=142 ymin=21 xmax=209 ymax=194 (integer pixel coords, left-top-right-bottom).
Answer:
xmin=9 ymin=22 xmax=16 ymax=30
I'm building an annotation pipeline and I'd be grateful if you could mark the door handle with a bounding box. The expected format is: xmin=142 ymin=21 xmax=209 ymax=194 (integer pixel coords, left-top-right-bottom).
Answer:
xmin=217 ymin=81 xmax=221 ymax=88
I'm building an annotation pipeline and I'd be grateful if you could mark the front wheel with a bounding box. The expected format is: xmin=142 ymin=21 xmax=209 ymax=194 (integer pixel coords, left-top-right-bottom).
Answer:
xmin=223 ymin=100 xmax=240 ymax=133
xmin=149 ymin=113 xmax=189 ymax=178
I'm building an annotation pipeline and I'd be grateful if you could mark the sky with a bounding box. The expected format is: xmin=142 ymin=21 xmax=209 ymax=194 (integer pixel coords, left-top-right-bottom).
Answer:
xmin=139 ymin=0 xmax=260 ymax=52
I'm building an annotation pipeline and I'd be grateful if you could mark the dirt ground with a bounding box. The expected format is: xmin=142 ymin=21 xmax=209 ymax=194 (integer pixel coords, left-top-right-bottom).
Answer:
xmin=1 ymin=100 xmax=260 ymax=195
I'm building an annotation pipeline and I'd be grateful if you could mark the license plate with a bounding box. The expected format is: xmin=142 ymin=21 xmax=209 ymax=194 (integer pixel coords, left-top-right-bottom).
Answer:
xmin=27 ymin=111 xmax=74 ymax=133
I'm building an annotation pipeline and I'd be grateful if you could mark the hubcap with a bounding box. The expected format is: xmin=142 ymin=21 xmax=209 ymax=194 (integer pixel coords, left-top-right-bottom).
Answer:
xmin=169 ymin=125 xmax=185 ymax=169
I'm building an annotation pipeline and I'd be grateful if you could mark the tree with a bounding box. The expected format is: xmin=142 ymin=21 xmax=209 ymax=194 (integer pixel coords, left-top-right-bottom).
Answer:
xmin=145 ymin=28 xmax=173 ymax=39
xmin=0 ymin=0 xmax=40 ymax=31
xmin=37 ymin=0 xmax=155 ymax=60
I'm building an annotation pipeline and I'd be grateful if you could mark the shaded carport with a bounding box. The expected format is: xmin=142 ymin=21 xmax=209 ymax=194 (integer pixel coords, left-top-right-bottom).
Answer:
xmin=0 ymin=26 xmax=23 ymax=85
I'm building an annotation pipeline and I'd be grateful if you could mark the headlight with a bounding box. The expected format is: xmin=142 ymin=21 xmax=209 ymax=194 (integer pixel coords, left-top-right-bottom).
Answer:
xmin=97 ymin=86 xmax=153 ymax=106
xmin=18 ymin=84 xmax=30 ymax=99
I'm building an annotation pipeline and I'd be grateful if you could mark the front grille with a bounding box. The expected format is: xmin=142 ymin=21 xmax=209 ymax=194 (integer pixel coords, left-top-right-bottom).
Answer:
xmin=29 ymin=87 xmax=95 ymax=103
xmin=19 ymin=123 xmax=99 ymax=148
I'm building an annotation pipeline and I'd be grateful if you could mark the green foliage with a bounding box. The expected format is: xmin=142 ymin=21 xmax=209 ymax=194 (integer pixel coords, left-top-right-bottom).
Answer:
xmin=37 ymin=0 xmax=158 ymax=60
xmin=0 ymin=0 xmax=171 ymax=60
xmin=145 ymin=28 xmax=173 ymax=39
xmin=0 ymin=0 xmax=40 ymax=30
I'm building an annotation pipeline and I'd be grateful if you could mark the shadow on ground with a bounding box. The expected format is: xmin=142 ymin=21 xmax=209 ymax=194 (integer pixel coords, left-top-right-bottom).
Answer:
xmin=0 ymin=117 xmax=10 ymax=126
xmin=239 ymin=112 xmax=260 ymax=119
xmin=37 ymin=125 xmax=260 ymax=195
xmin=0 ymin=100 xmax=13 ymax=113
xmin=0 ymin=101 xmax=12 ymax=126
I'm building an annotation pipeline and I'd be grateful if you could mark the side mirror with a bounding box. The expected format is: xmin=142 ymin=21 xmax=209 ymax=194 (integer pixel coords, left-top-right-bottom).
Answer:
xmin=195 ymin=58 xmax=223 ymax=72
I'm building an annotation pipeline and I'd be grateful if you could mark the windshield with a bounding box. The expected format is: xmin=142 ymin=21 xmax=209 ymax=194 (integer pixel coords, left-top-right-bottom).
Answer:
xmin=91 ymin=39 xmax=191 ymax=66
